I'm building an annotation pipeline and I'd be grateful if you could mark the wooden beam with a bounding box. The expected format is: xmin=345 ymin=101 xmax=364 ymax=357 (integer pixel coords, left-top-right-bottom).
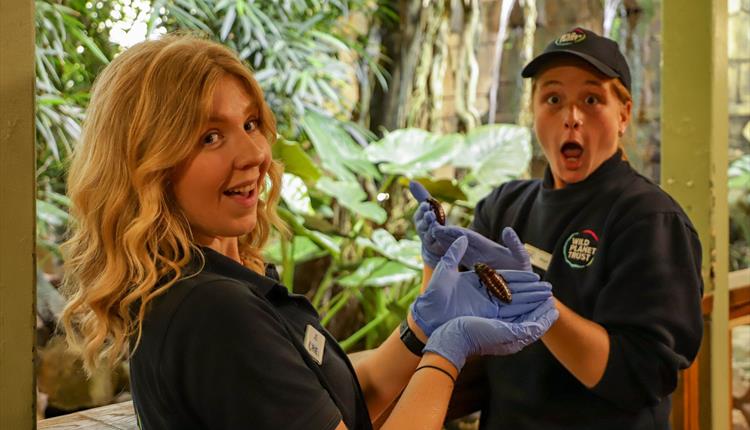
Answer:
xmin=662 ymin=1 xmax=730 ymax=429
xmin=0 ymin=0 xmax=36 ymax=427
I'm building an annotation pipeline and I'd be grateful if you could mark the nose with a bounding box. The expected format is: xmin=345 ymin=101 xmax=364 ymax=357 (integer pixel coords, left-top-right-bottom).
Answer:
xmin=234 ymin=132 xmax=268 ymax=170
xmin=563 ymin=105 xmax=582 ymax=130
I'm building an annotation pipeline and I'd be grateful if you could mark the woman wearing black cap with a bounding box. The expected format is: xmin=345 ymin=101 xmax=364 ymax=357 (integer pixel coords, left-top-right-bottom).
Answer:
xmin=411 ymin=28 xmax=704 ymax=429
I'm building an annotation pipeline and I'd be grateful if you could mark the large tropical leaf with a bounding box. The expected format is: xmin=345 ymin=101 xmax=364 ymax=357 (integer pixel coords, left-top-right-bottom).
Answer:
xmin=277 ymin=207 xmax=342 ymax=259
xmin=316 ymin=178 xmax=387 ymax=223
xmin=453 ymin=124 xmax=531 ymax=169
xmin=465 ymin=124 xmax=532 ymax=186
xmin=273 ymin=138 xmax=322 ymax=184
xmin=302 ymin=110 xmax=380 ymax=181
xmin=365 ymin=129 xmax=462 ymax=177
xmin=264 ymin=236 xmax=327 ymax=265
xmin=404 ymin=177 xmax=467 ymax=203
xmin=355 ymin=229 xmax=422 ymax=270
xmin=338 ymin=257 xmax=419 ymax=288
xmin=281 ymin=174 xmax=314 ymax=216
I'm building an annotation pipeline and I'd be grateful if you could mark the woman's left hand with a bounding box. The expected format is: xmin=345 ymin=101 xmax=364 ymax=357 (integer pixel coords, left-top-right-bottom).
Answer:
xmin=411 ymin=236 xmax=553 ymax=337
xmin=409 ymin=181 xmax=531 ymax=271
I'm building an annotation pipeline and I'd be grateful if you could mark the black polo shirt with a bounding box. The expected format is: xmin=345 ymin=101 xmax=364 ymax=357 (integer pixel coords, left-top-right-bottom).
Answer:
xmin=130 ymin=247 xmax=371 ymax=430
xmin=471 ymin=151 xmax=703 ymax=429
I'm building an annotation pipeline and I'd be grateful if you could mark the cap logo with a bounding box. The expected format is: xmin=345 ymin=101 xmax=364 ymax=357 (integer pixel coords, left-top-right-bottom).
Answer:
xmin=555 ymin=28 xmax=586 ymax=46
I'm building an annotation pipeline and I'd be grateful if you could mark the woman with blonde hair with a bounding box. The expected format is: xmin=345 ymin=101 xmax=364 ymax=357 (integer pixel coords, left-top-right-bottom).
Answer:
xmin=61 ymin=34 xmax=557 ymax=429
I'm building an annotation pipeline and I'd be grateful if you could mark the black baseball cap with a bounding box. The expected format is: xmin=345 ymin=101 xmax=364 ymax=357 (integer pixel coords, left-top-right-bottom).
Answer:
xmin=521 ymin=27 xmax=631 ymax=92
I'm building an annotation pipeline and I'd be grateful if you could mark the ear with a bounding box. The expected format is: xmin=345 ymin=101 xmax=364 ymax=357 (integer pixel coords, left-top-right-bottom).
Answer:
xmin=619 ymin=99 xmax=633 ymax=136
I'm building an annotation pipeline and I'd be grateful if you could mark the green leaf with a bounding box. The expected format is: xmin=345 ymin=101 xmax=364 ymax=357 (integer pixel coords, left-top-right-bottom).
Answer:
xmin=264 ymin=236 xmax=326 ymax=265
xmin=405 ymin=177 xmax=467 ymax=203
xmin=454 ymin=124 xmax=530 ymax=167
xmin=337 ymin=257 xmax=387 ymax=287
xmin=365 ymin=128 xmax=432 ymax=163
xmin=728 ymin=155 xmax=750 ymax=190
xmin=365 ymin=129 xmax=462 ymax=177
xmin=338 ymin=257 xmax=419 ymax=288
xmin=273 ymin=138 xmax=321 ymax=183
xmin=460 ymin=124 xmax=532 ymax=186
xmin=301 ymin=110 xmax=380 ymax=181
xmin=459 ymin=181 xmax=495 ymax=207
xmin=316 ymin=178 xmax=387 ymax=224
xmin=355 ymin=229 xmax=422 ymax=270
xmin=219 ymin=4 xmax=236 ymax=41
xmin=67 ymin=25 xmax=109 ymax=65
xmin=311 ymin=30 xmax=349 ymax=51
xmin=36 ymin=199 xmax=68 ymax=227
xmin=277 ymin=207 xmax=341 ymax=259
xmin=281 ymin=174 xmax=314 ymax=215
xmin=363 ymin=261 xmax=419 ymax=287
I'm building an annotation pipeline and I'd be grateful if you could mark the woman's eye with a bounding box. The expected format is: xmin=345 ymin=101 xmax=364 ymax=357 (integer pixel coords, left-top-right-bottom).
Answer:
xmin=545 ymin=95 xmax=560 ymax=104
xmin=584 ymin=95 xmax=599 ymax=105
xmin=245 ymin=119 xmax=260 ymax=132
xmin=202 ymin=132 xmax=220 ymax=145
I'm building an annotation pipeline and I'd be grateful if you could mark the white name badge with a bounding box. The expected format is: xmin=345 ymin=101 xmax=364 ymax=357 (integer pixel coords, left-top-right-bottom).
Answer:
xmin=524 ymin=243 xmax=552 ymax=271
xmin=304 ymin=324 xmax=326 ymax=365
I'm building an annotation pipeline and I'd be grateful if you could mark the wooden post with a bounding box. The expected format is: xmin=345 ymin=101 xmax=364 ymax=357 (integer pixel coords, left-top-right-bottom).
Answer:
xmin=662 ymin=1 xmax=730 ymax=429
xmin=0 ymin=0 xmax=36 ymax=427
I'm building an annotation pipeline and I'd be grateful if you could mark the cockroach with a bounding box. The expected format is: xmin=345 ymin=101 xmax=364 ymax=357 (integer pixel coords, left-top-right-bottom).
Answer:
xmin=474 ymin=262 xmax=512 ymax=303
xmin=426 ymin=197 xmax=446 ymax=225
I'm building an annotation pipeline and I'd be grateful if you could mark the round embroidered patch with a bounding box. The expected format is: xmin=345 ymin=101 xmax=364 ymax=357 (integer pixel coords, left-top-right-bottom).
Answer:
xmin=555 ymin=28 xmax=587 ymax=46
xmin=563 ymin=229 xmax=599 ymax=268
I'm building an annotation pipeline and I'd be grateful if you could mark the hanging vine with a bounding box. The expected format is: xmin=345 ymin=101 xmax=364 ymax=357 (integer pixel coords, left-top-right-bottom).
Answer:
xmin=452 ymin=0 xmax=481 ymax=131
xmin=428 ymin=7 xmax=450 ymax=132
xmin=517 ymin=0 xmax=537 ymax=127
xmin=488 ymin=0 xmax=516 ymax=125
xmin=407 ymin=1 xmax=448 ymax=129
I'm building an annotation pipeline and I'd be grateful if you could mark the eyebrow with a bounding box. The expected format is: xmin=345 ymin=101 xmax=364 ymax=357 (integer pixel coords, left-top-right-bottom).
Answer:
xmin=208 ymin=103 xmax=259 ymax=123
xmin=539 ymin=79 xmax=605 ymax=88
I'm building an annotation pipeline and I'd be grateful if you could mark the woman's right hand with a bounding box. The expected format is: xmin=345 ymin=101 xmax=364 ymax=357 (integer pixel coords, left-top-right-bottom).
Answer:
xmin=423 ymin=298 xmax=559 ymax=371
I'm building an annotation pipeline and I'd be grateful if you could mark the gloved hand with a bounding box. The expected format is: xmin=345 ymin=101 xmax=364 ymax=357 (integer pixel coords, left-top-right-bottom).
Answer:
xmin=423 ymin=298 xmax=558 ymax=371
xmin=412 ymin=200 xmax=442 ymax=268
xmin=409 ymin=181 xmax=531 ymax=271
xmin=411 ymin=236 xmax=554 ymax=337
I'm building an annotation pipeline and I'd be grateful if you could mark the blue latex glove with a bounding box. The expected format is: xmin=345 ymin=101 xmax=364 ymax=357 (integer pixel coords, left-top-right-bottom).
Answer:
xmin=411 ymin=236 xmax=554 ymax=337
xmin=494 ymin=271 xmax=554 ymax=320
xmin=424 ymin=298 xmax=559 ymax=371
xmin=409 ymin=180 xmax=531 ymax=271
xmin=413 ymin=201 xmax=442 ymax=268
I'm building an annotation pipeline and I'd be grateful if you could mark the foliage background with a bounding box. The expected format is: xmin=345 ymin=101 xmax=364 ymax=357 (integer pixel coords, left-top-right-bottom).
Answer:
xmin=34 ymin=0 xmax=749 ymax=422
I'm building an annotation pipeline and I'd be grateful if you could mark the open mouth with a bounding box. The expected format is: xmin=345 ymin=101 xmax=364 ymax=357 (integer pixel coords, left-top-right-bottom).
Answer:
xmin=561 ymin=141 xmax=583 ymax=159
xmin=223 ymin=184 xmax=256 ymax=199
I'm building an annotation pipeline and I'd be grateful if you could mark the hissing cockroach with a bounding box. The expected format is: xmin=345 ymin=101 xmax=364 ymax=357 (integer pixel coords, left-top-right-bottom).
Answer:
xmin=426 ymin=197 xmax=446 ymax=225
xmin=474 ymin=263 xmax=512 ymax=304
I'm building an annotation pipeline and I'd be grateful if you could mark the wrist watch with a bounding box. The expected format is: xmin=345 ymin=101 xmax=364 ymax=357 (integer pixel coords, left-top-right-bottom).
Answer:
xmin=399 ymin=319 xmax=425 ymax=356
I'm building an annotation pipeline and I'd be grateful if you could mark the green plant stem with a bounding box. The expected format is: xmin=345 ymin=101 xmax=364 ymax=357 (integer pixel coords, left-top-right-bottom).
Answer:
xmin=339 ymin=285 xmax=420 ymax=351
xmin=312 ymin=264 xmax=336 ymax=308
xmin=278 ymin=206 xmax=340 ymax=260
xmin=377 ymin=174 xmax=396 ymax=195
xmin=321 ymin=289 xmax=344 ymax=314
xmin=321 ymin=290 xmax=351 ymax=326
xmin=339 ymin=308 xmax=392 ymax=351
xmin=280 ymin=237 xmax=295 ymax=292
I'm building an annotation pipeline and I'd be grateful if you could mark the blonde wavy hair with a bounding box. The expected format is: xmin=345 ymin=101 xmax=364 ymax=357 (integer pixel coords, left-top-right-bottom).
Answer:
xmin=61 ymin=33 xmax=287 ymax=374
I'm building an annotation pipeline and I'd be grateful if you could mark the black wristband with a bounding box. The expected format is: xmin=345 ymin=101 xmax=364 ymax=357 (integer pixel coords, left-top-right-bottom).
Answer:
xmin=399 ymin=319 xmax=425 ymax=357
xmin=415 ymin=364 xmax=456 ymax=384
